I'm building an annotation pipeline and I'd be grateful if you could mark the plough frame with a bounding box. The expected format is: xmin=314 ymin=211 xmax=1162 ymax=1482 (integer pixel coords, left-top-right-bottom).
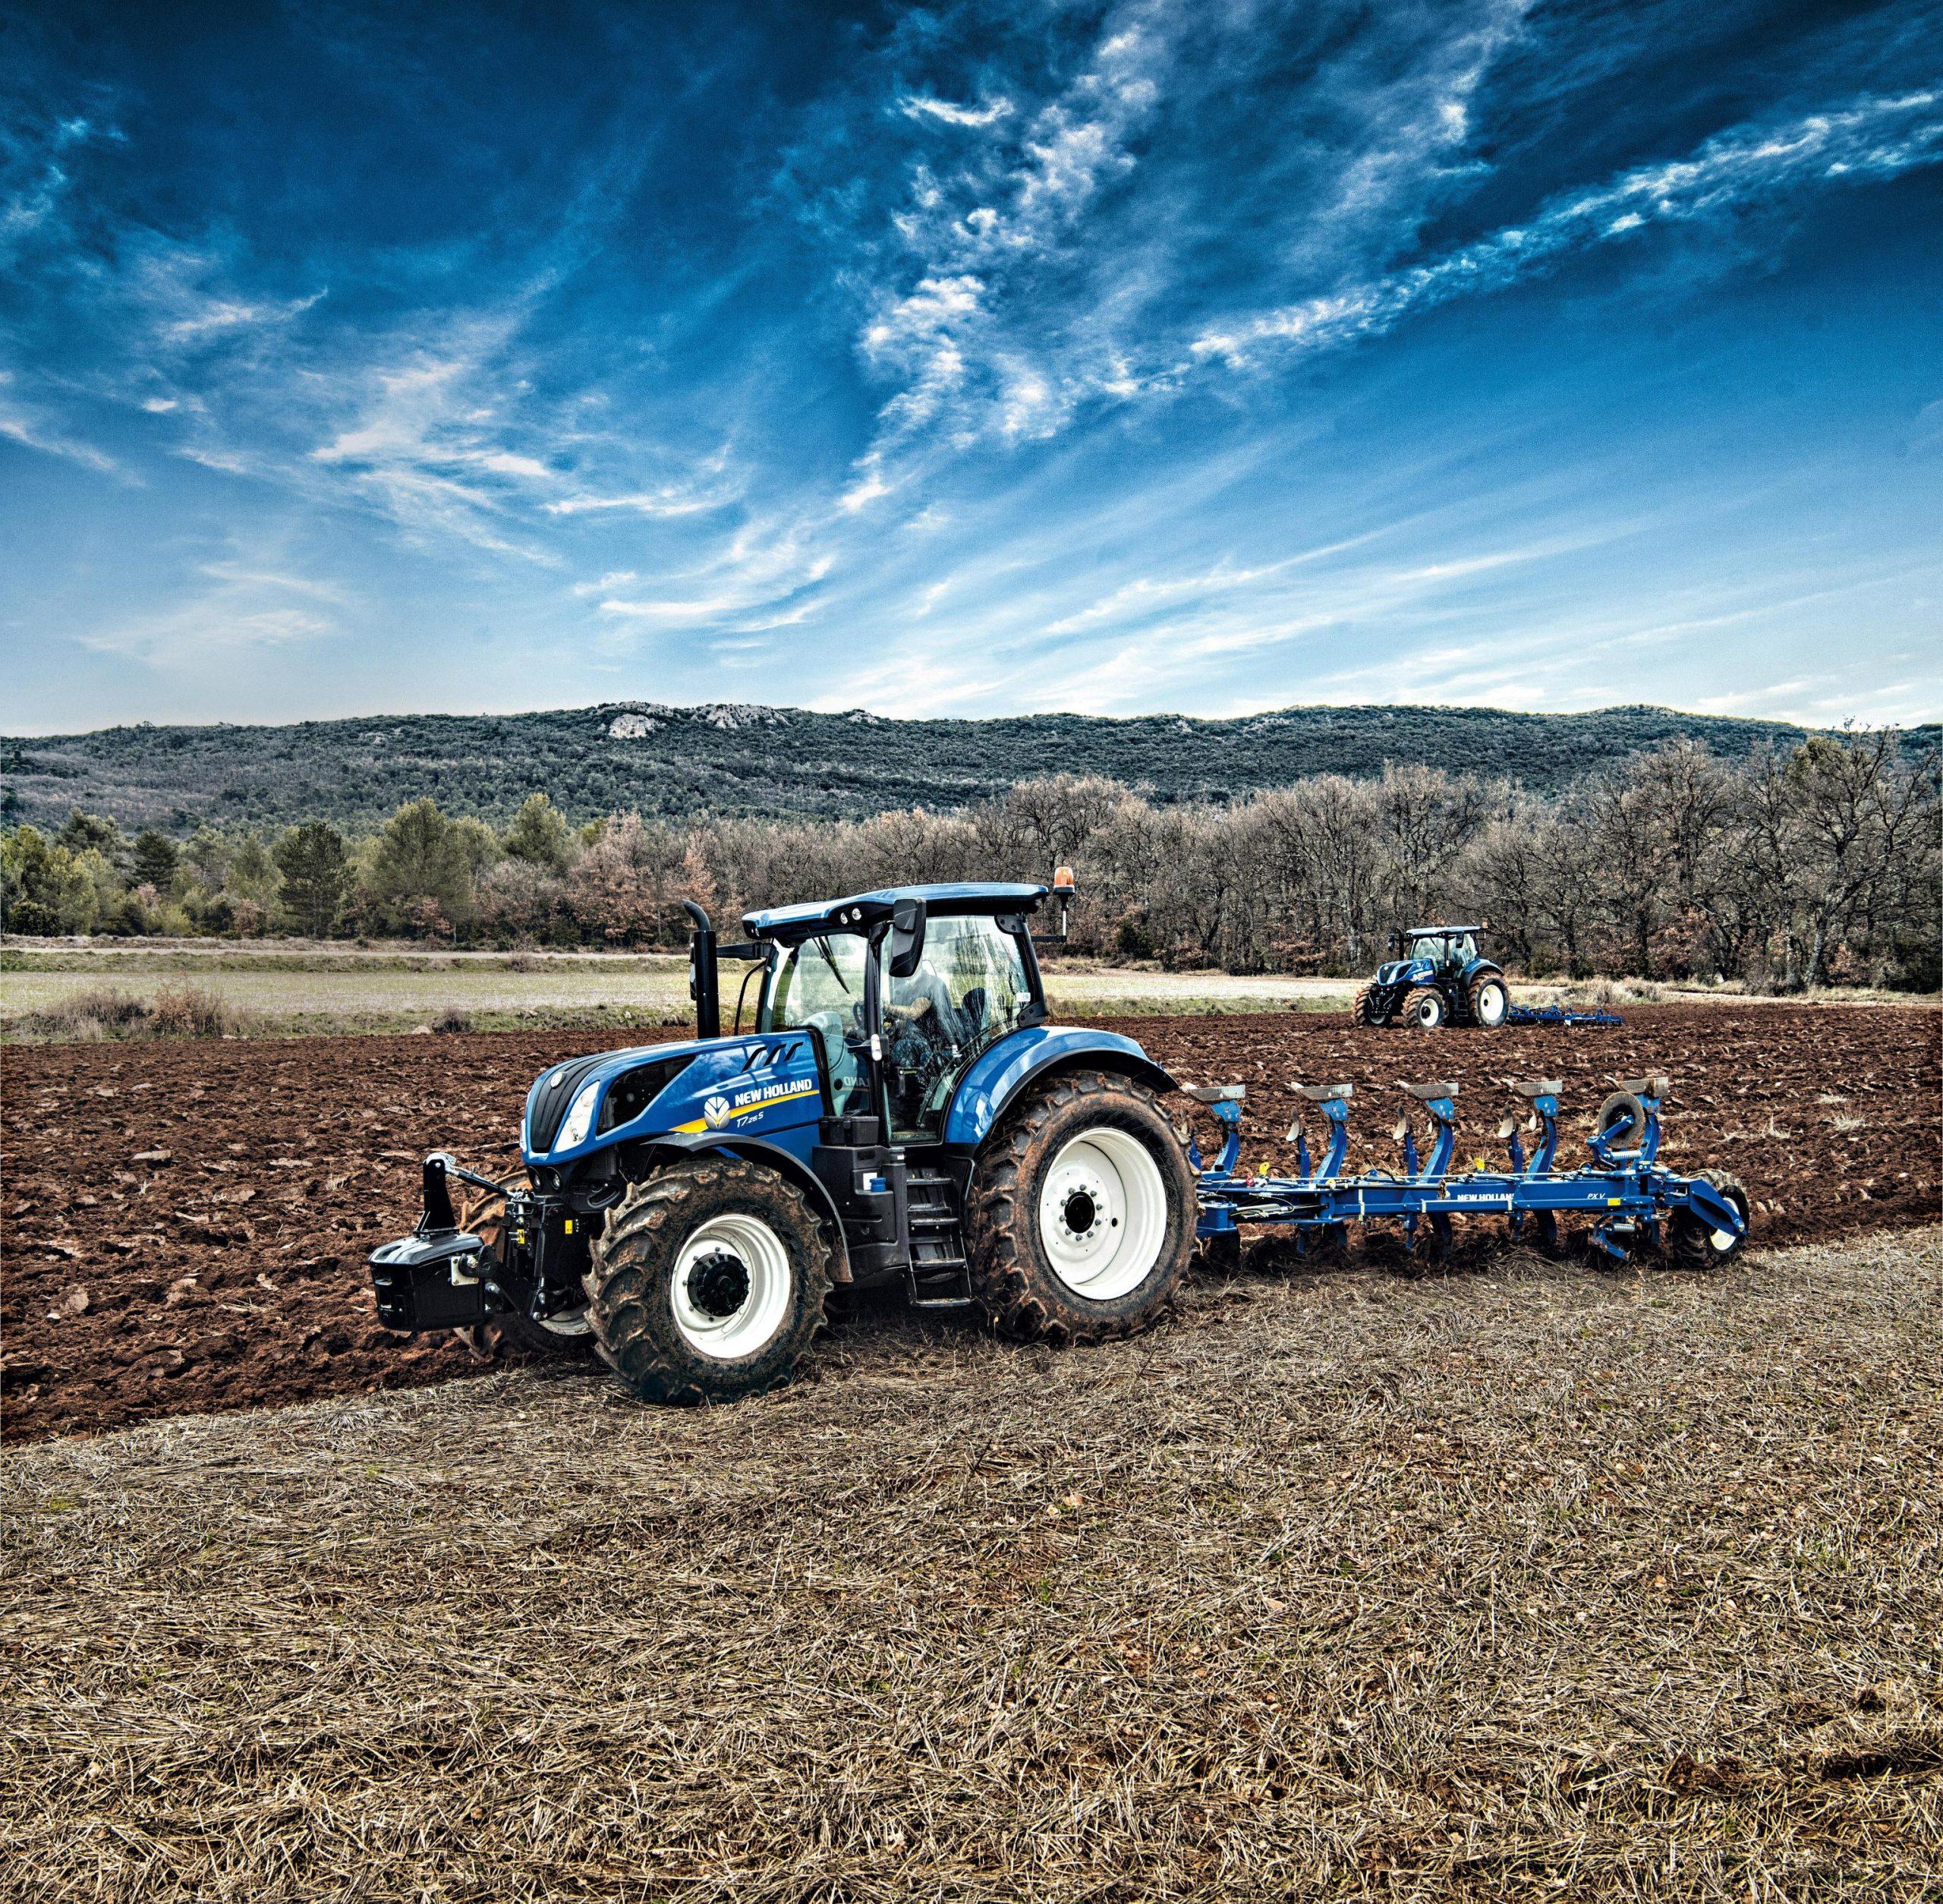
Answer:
xmin=1189 ymin=1076 xmax=1748 ymax=1263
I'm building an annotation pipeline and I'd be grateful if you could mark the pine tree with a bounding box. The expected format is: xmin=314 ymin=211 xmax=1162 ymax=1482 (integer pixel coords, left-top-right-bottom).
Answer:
xmin=502 ymin=792 xmax=572 ymax=871
xmin=367 ymin=799 xmax=477 ymax=937
xmin=131 ymin=828 xmax=180 ymax=892
xmin=274 ymin=822 xmax=351 ymax=937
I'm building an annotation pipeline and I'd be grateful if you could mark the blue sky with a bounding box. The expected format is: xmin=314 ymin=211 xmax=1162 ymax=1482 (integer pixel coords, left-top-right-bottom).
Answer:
xmin=2 ymin=0 xmax=1939 ymax=733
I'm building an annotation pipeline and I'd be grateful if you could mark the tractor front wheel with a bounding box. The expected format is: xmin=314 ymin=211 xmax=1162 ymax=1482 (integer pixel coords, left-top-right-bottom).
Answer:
xmin=581 ymin=1158 xmax=833 ymax=1404
xmin=1403 ymin=986 xmax=1449 ymax=1029
xmin=967 ymin=1069 xmax=1195 ymax=1344
xmin=1352 ymin=984 xmax=1388 ymax=1026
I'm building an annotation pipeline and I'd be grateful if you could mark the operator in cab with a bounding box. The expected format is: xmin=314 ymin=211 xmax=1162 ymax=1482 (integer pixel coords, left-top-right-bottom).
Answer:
xmin=885 ymin=956 xmax=965 ymax=1054
xmin=883 ymin=954 xmax=967 ymax=1131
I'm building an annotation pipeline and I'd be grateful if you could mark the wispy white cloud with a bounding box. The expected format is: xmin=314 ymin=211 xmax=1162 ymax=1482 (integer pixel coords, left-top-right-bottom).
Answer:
xmin=900 ymin=95 xmax=1013 ymax=129
xmin=80 ymin=549 xmax=343 ymax=667
xmin=0 ymin=368 xmax=122 ymax=474
xmin=848 ymin=0 xmax=1173 ymax=468
xmin=546 ymin=486 xmax=722 ymax=517
xmin=1189 ymin=89 xmax=1943 ymax=368
xmin=588 ymin=521 xmax=836 ymax=636
xmin=0 ymin=109 xmax=112 ymax=267
xmin=303 ymin=323 xmax=567 ymax=558
xmin=157 ymin=287 xmax=324 ymax=347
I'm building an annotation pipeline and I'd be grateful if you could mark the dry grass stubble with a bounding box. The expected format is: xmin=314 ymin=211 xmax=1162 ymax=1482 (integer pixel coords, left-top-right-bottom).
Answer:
xmin=2 ymin=1229 xmax=1939 ymax=1900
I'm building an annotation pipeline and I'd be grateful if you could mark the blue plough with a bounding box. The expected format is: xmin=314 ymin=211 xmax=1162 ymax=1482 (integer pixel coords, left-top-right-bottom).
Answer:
xmin=1503 ymin=1003 xmax=1625 ymax=1029
xmin=1187 ymin=1075 xmax=1749 ymax=1267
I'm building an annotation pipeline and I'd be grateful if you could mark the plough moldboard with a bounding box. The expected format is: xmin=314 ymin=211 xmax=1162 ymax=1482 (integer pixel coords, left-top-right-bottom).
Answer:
xmin=1187 ymin=1075 xmax=1750 ymax=1267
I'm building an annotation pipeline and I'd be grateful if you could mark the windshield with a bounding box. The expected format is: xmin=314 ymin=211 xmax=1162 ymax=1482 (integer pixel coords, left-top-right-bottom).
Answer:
xmin=883 ymin=913 xmax=1034 ymax=1136
xmin=764 ymin=933 xmax=868 ymax=1114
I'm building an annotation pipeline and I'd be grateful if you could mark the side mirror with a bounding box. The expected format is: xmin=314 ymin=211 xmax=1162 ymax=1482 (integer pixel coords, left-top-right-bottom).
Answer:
xmin=887 ymin=897 xmax=927 ymax=979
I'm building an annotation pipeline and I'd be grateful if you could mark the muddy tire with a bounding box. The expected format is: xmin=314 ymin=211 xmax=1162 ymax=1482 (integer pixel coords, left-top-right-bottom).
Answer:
xmin=1664 ymin=1169 xmax=1751 ymax=1269
xmin=967 ymin=1068 xmax=1195 ymax=1344
xmin=1353 ymin=984 xmax=1388 ymax=1026
xmin=1403 ymin=986 xmax=1448 ymax=1029
xmin=581 ymin=1158 xmax=833 ymax=1405
xmin=1468 ymin=972 xmax=1510 ymax=1029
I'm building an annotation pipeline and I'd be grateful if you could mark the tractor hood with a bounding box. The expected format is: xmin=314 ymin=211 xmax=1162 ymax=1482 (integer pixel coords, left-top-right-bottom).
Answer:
xmin=522 ymin=1032 xmax=823 ymax=1168
xmin=1376 ymin=957 xmax=1428 ymax=987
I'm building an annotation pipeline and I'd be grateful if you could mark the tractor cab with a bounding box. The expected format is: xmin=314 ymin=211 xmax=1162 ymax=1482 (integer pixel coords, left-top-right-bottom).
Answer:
xmin=1381 ymin=925 xmax=1484 ymax=985
xmin=745 ymin=883 xmax=1050 ymax=1143
xmin=1412 ymin=926 xmax=1477 ymax=970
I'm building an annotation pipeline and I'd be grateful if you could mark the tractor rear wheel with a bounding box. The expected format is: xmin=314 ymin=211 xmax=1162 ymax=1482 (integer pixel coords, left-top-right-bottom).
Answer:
xmin=1664 ymin=1170 xmax=1751 ymax=1269
xmin=966 ymin=1068 xmax=1195 ymax=1344
xmin=1468 ymin=972 xmax=1510 ymax=1028
xmin=1403 ymin=986 xmax=1448 ymax=1029
xmin=581 ymin=1158 xmax=833 ymax=1404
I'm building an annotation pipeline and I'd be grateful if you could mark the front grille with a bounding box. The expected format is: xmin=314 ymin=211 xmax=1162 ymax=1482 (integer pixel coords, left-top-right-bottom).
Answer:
xmin=525 ymin=1054 xmax=609 ymax=1153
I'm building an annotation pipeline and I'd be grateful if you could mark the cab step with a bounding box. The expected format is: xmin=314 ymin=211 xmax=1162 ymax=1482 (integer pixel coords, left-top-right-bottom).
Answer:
xmin=905 ymin=1171 xmax=973 ymax=1308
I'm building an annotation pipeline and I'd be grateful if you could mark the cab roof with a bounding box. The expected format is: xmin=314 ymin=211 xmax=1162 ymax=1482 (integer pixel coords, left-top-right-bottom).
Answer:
xmin=1408 ymin=923 xmax=1482 ymax=938
xmin=743 ymin=881 xmax=1050 ymax=941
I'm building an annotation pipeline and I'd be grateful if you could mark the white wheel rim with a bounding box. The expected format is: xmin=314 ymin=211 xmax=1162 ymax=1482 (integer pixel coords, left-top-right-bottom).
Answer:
xmin=1416 ymin=997 xmax=1444 ymax=1026
xmin=669 ymin=1213 xmax=793 ymax=1360
xmin=1037 ymin=1127 xmax=1170 ymax=1301
xmin=1475 ymin=983 xmax=1507 ymax=1026
xmin=534 ymin=1309 xmax=592 ymax=1337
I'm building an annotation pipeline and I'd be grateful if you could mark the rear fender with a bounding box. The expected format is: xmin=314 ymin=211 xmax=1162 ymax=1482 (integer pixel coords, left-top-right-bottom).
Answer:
xmin=943 ymin=1027 xmax=1176 ymax=1149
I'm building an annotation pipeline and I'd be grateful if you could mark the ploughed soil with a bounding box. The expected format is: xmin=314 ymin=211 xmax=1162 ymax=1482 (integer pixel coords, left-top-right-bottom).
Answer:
xmin=3 ymin=1003 xmax=1936 ymax=1444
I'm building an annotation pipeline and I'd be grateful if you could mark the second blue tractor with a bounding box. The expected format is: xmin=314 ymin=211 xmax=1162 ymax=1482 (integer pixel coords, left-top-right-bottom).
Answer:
xmin=1353 ymin=925 xmax=1513 ymax=1029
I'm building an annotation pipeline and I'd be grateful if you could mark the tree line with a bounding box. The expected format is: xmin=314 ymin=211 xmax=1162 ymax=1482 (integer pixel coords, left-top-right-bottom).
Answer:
xmin=2 ymin=730 xmax=1935 ymax=991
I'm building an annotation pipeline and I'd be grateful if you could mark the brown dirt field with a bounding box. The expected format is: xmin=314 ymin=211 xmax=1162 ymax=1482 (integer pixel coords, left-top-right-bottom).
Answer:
xmin=2 ymin=1003 xmax=1937 ymax=1445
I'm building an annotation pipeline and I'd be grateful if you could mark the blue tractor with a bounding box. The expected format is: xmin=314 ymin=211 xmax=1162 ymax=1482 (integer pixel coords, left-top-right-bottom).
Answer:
xmin=1353 ymin=924 xmax=1513 ymax=1030
xmin=370 ymin=877 xmax=1199 ymax=1405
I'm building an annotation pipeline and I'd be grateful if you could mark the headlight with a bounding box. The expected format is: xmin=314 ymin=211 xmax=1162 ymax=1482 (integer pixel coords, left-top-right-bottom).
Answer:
xmin=554 ymin=1080 xmax=601 ymax=1152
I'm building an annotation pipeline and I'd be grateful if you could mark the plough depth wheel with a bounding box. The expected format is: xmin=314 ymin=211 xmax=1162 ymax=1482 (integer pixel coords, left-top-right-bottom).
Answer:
xmin=1664 ymin=1170 xmax=1752 ymax=1269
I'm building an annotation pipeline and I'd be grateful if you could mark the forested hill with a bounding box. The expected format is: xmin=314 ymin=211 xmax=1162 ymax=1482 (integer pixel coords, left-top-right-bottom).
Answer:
xmin=4 ymin=700 xmax=1923 ymax=834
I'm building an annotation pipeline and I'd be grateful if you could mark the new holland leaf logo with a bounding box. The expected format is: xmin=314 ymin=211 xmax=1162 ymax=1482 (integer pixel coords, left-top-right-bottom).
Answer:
xmin=682 ymin=1079 xmax=820 ymax=1133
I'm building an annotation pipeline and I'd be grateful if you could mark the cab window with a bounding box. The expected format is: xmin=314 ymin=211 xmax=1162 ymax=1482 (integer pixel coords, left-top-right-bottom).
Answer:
xmin=883 ymin=913 xmax=1034 ymax=1136
xmin=764 ymin=933 xmax=869 ymax=1114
